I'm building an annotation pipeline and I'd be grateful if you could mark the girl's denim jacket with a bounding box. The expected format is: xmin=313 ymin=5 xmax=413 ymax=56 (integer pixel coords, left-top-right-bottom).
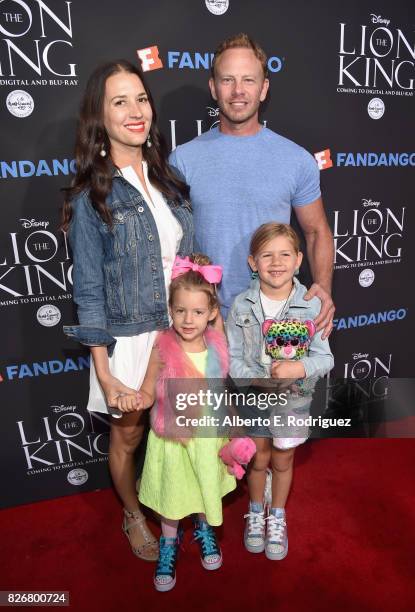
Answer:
xmin=226 ymin=277 xmax=334 ymax=384
xmin=64 ymin=172 xmax=193 ymax=356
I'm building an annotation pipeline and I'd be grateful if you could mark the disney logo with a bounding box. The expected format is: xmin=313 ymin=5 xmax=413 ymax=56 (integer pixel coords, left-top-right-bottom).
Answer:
xmin=206 ymin=106 xmax=219 ymax=117
xmin=51 ymin=404 xmax=77 ymax=413
xmin=352 ymin=353 xmax=369 ymax=360
xmin=370 ymin=14 xmax=390 ymax=26
xmin=20 ymin=218 xmax=50 ymax=229
xmin=362 ymin=199 xmax=381 ymax=208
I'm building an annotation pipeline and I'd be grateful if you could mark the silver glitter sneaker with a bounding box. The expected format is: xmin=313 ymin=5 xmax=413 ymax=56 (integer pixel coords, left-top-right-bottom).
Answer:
xmin=243 ymin=506 xmax=266 ymax=553
xmin=265 ymin=513 xmax=288 ymax=560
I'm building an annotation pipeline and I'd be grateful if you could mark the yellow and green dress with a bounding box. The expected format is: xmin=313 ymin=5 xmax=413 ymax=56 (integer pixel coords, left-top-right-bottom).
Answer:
xmin=139 ymin=348 xmax=236 ymax=526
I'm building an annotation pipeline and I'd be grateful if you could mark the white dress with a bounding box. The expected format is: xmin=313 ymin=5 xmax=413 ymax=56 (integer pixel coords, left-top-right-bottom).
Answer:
xmin=87 ymin=162 xmax=183 ymax=418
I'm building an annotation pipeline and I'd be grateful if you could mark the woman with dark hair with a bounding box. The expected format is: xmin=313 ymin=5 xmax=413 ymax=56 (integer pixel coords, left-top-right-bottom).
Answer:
xmin=63 ymin=59 xmax=193 ymax=561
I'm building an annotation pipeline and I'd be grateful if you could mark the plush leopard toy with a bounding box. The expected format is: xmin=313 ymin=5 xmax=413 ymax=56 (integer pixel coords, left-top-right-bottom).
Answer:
xmin=262 ymin=318 xmax=316 ymax=394
xmin=262 ymin=318 xmax=316 ymax=361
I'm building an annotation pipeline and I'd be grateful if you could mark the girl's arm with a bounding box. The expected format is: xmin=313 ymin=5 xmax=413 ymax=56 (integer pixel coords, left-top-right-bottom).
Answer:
xmin=226 ymin=306 xmax=266 ymax=379
xmin=137 ymin=346 xmax=162 ymax=409
xmin=271 ymin=360 xmax=305 ymax=380
xmin=300 ymin=330 xmax=334 ymax=379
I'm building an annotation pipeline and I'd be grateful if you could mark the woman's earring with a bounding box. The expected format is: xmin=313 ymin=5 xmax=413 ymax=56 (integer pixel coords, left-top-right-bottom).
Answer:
xmin=146 ymin=135 xmax=152 ymax=148
xmin=99 ymin=146 xmax=107 ymax=157
xmin=294 ymin=268 xmax=300 ymax=275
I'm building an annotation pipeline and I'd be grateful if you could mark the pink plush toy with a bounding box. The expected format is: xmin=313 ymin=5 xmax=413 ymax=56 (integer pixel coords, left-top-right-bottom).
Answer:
xmin=218 ymin=437 xmax=256 ymax=479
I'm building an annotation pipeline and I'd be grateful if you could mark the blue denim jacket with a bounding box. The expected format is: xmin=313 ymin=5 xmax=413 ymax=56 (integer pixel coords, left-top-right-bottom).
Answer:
xmin=226 ymin=277 xmax=334 ymax=381
xmin=63 ymin=173 xmax=193 ymax=355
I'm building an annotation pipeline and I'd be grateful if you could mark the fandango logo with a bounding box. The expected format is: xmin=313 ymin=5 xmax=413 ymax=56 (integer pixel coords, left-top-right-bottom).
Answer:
xmin=137 ymin=45 xmax=284 ymax=73
xmin=336 ymin=152 xmax=415 ymax=167
xmin=167 ymin=51 xmax=284 ymax=73
xmin=1 ymin=158 xmax=76 ymax=179
xmin=314 ymin=149 xmax=333 ymax=170
xmin=334 ymin=308 xmax=407 ymax=330
xmin=2 ymin=356 xmax=90 ymax=381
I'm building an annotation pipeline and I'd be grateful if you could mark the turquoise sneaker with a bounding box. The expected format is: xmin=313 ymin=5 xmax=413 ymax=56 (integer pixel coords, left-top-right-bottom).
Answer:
xmin=193 ymin=519 xmax=222 ymax=570
xmin=154 ymin=535 xmax=180 ymax=592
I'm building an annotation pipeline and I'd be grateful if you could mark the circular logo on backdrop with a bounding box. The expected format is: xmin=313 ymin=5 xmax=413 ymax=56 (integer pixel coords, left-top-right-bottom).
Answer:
xmin=56 ymin=414 xmax=84 ymax=436
xmin=25 ymin=230 xmax=57 ymax=262
xmin=205 ymin=0 xmax=229 ymax=15
xmin=367 ymin=98 xmax=385 ymax=120
xmin=37 ymin=304 xmax=61 ymax=327
xmin=359 ymin=268 xmax=375 ymax=287
xmin=6 ymin=90 xmax=34 ymax=118
xmin=67 ymin=469 xmax=88 ymax=486
xmin=351 ymin=360 xmax=371 ymax=380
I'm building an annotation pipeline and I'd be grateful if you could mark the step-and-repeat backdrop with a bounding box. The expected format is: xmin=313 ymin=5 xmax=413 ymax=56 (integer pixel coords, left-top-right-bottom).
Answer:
xmin=1 ymin=0 xmax=413 ymax=508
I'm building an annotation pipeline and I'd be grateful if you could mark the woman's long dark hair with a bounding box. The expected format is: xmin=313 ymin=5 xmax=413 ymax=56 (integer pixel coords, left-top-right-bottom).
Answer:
xmin=61 ymin=59 xmax=189 ymax=230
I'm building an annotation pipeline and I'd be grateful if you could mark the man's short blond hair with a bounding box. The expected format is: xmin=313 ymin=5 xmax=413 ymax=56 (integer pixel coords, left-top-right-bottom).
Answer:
xmin=211 ymin=33 xmax=268 ymax=79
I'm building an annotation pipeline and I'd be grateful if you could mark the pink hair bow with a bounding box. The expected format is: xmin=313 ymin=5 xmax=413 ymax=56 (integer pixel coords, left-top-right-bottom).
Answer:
xmin=171 ymin=256 xmax=223 ymax=284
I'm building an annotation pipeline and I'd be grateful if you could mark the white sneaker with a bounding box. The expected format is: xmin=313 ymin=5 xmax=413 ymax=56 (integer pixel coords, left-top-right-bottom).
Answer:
xmin=265 ymin=513 xmax=288 ymax=560
xmin=243 ymin=506 xmax=266 ymax=553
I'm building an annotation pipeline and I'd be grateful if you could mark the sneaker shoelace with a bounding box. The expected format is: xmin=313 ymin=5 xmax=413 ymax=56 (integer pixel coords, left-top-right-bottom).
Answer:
xmin=265 ymin=515 xmax=286 ymax=543
xmin=243 ymin=510 xmax=265 ymax=536
xmin=193 ymin=526 xmax=220 ymax=557
xmin=156 ymin=541 xmax=176 ymax=576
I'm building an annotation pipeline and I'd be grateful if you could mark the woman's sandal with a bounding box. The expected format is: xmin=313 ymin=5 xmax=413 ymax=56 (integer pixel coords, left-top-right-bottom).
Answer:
xmin=122 ymin=508 xmax=159 ymax=562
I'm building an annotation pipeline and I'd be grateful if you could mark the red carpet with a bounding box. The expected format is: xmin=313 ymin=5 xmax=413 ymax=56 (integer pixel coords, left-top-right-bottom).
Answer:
xmin=1 ymin=439 xmax=414 ymax=612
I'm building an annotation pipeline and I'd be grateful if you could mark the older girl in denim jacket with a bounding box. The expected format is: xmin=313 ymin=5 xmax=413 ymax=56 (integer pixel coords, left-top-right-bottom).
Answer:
xmin=227 ymin=223 xmax=333 ymax=561
xmin=63 ymin=60 xmax=193 ymax=562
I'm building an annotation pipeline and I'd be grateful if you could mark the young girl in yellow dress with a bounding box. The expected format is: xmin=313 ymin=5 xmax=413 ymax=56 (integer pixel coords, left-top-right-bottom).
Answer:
xmin=136 ymin=253 xmax=236 ymax=592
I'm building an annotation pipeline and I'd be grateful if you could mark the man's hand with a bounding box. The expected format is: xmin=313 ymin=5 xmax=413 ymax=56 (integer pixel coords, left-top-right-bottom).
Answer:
xmin=303 ymin=282 xmax=335 ymax=339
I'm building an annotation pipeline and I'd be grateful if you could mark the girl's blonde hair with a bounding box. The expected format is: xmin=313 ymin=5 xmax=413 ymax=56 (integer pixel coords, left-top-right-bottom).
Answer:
xmin=169 ymin=253 xmax=219 ymax=311
xmin=250 ymin=223 xmax=300 ymax=257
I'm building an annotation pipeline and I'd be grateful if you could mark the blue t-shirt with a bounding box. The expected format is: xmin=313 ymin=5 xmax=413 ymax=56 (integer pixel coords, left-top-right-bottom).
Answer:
xmin=169 ymin=127 xmax=320 ymax=315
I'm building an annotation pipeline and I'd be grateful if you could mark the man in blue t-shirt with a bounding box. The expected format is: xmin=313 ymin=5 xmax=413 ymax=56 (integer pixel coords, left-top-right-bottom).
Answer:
xmin=169 ymin=33 xmax=334 ymax=337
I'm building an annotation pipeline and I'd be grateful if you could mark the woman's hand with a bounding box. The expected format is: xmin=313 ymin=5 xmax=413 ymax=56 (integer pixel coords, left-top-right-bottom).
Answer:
xmin=99 ymin=374 xmax=140 ymax=412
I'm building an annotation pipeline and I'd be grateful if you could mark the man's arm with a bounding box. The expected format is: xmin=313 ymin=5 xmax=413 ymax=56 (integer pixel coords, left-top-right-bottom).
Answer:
xmin=294 ymin=197 xmax=335 ymax=338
